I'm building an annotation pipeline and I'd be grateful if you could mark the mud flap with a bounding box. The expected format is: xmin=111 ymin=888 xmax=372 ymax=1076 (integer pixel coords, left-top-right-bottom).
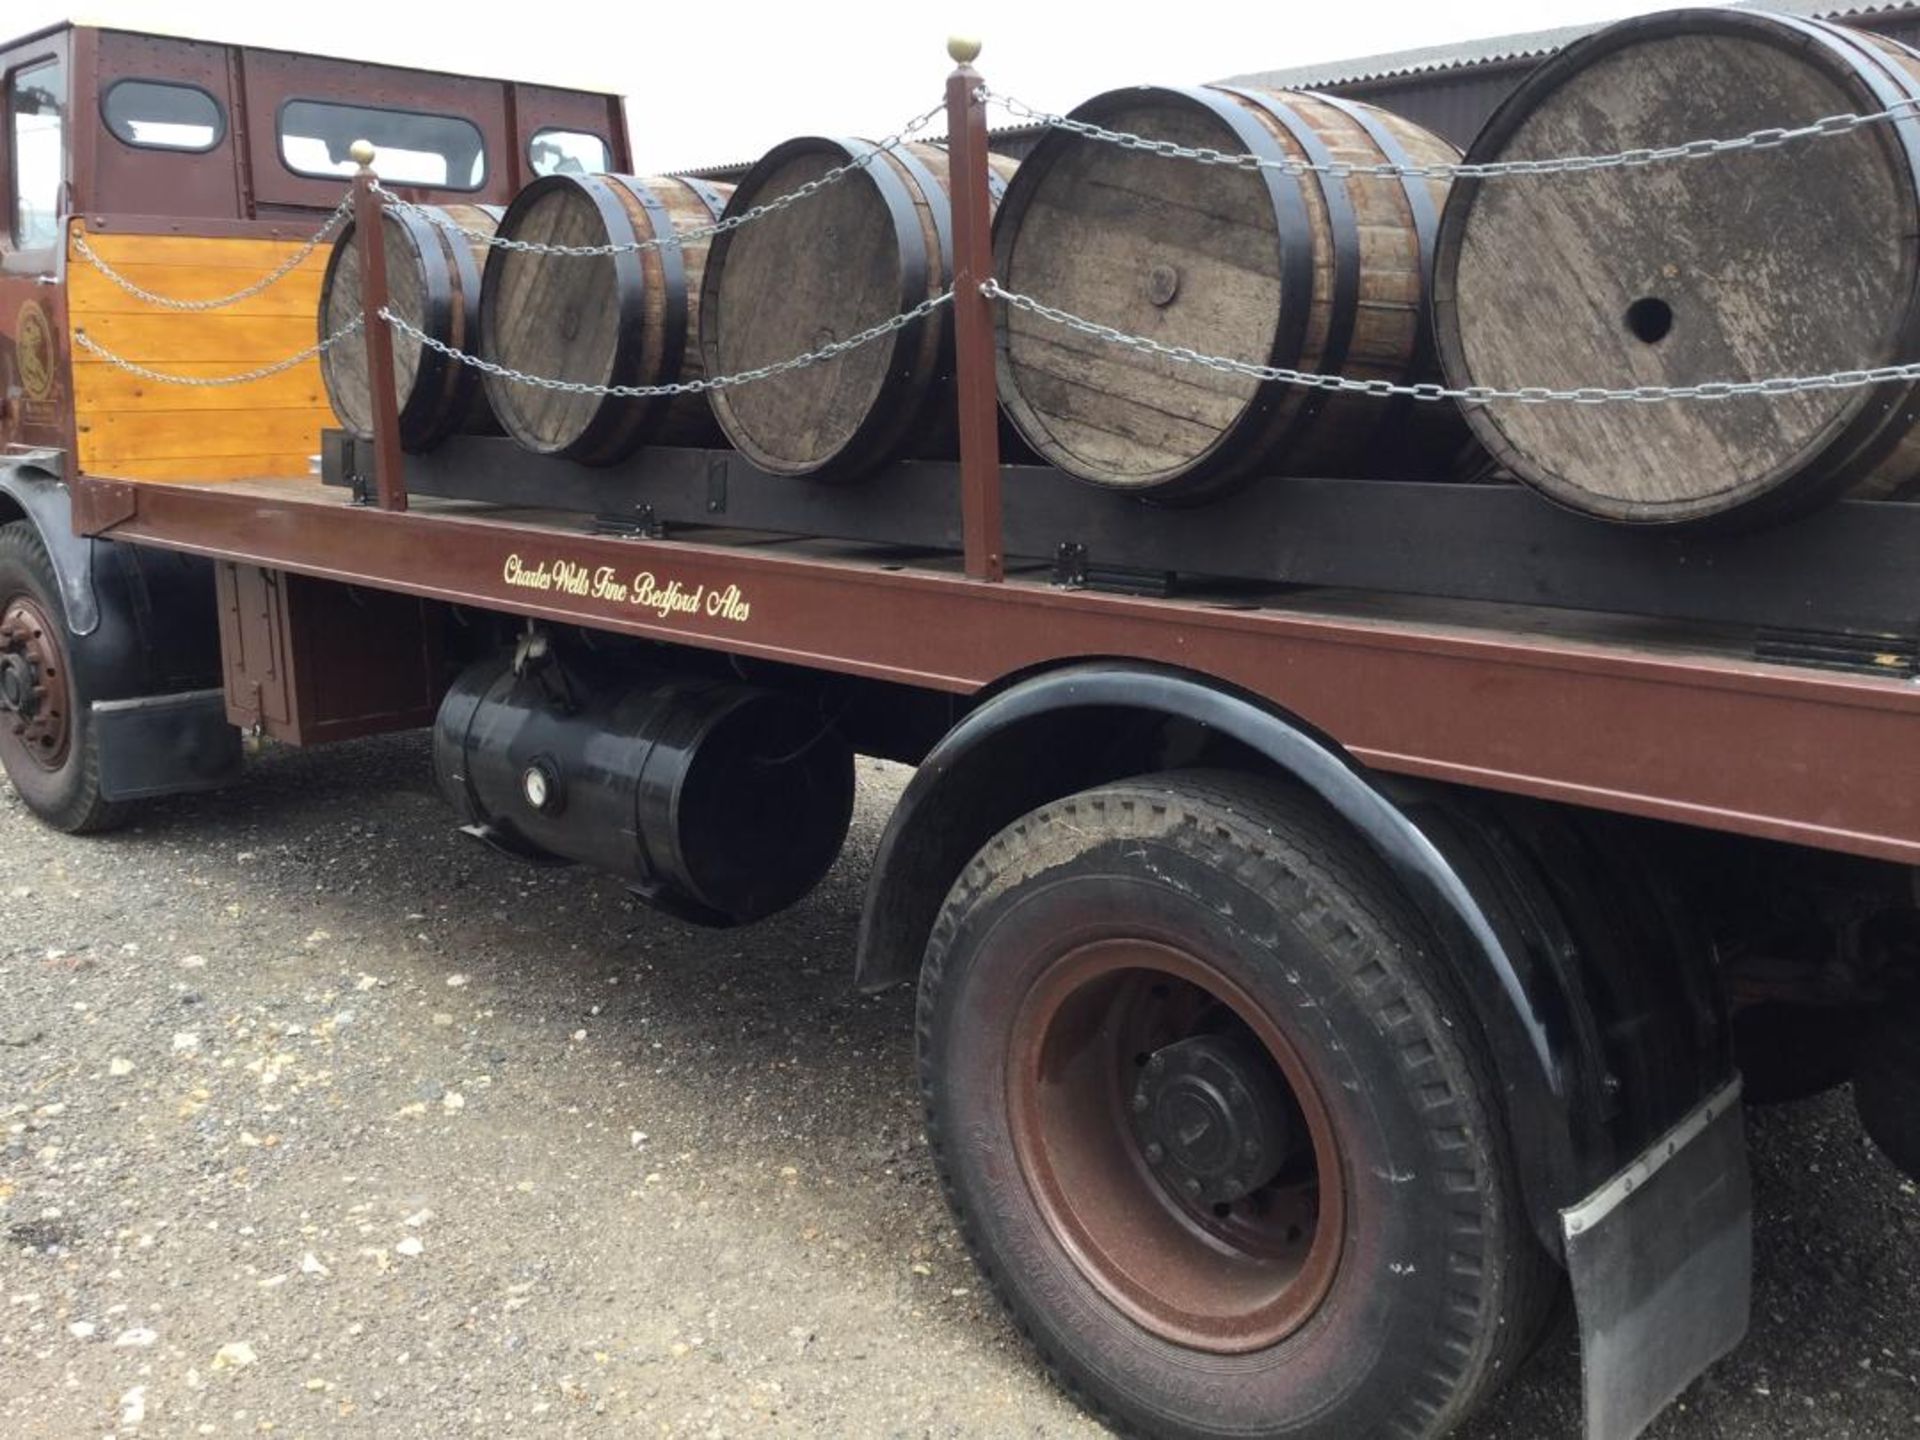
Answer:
xmin=1560 ymin=1077 xmax=1750 ymax=1440
xmin=93 ymin=689 xmax=242 ymax=800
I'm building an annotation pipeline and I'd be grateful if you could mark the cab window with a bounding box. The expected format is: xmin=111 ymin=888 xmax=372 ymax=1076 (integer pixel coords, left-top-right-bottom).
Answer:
xmin=279 ymin=99 xmax=485 ymax=189
xmin=530 ymin=128 xmax=609 ymax=177
xmin=102 ymin=79 xmax=223 ymax=152
xmin=9 ymin=56 xmax=65 ymax=250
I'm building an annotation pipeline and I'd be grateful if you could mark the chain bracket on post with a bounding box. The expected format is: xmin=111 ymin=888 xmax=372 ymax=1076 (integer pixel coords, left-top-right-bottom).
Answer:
xmin=946 ymin=37 xmax=1004 ymax=584
xmin=351 ymin=141 xmax=408 ymax=514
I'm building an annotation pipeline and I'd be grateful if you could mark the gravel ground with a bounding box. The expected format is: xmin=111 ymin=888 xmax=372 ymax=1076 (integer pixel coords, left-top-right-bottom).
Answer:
xmin=1 ymin=732 xmax=1917 ymax=1439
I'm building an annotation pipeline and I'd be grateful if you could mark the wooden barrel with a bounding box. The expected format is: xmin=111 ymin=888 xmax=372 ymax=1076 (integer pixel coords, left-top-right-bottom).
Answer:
xmin=479 ymin=174 xmax=733 ymax=465
xmin=1434 ymin=9 xmax=1920 ymax=527
xmin=319 ymin=203 xmax=500 ymax=452
xmin=698 ymin=137 xmax=1018 ymax=481
xmin=992 ymin=86 xmax=1467 ymax=501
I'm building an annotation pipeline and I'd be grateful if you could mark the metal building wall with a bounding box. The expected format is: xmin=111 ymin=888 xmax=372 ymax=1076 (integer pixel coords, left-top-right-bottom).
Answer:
xmin=1317 ymin=7 xmax=1920 ymax=152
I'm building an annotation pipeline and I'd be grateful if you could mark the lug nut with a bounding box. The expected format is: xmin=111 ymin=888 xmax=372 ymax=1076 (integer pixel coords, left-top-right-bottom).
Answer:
xmin=1143 ymin=1142 xmax=1165 ymax=1164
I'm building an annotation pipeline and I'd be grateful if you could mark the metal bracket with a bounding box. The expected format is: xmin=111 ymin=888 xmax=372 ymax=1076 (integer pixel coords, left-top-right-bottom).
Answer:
xmin=1051 ymin=541 xmax=1174 ymax=597
xmin=592 ymin=504 xmax=665 ymax=540
xmin=70 ymin=478 xmax=138 ymax=536
xmin=1052 ymin=541 xmax=1087 ymax=589
xmin=1752 ymin=626 xmax=1918 ymax=677
xmin=328 ymin=433 xmax=378 ymax=506
xmin=705 ymin=453 xmax=729 ymax=517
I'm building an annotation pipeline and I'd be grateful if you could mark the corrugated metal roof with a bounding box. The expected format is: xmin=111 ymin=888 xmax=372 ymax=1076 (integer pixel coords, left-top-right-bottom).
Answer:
xmin=1219 ymin=1 xmax=1920 ymax=91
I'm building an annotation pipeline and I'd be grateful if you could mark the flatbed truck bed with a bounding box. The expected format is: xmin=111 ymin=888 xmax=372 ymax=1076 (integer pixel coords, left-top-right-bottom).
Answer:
xmin=6 ymin=19 xmax=1920 ymax=1440
xmin=64 ymin=455 xmax=1920 ymax=866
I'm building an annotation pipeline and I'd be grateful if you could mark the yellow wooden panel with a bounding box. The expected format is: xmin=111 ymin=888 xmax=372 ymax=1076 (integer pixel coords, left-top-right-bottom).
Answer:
xmin=89 ymin=455 xmax=322 ymax=482
xmin=68 ymin=228 xmax=344 ymax=482
xmin=71 ymin=310 xmax=333 ymax=363
xmin=70 ymin=226 xmax=337 ymax=271
xmin=77 ymin=406 xmax=334 ymax=463
xmin=69 ymin=265 xmax=323 ymax=318
xmin=73 ymin=361 xmax=328 ymax=411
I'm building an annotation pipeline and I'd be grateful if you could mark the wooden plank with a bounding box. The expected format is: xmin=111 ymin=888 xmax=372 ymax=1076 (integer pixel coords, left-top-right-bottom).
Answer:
xmin=77 ymin=407 xmax=334 ymax=462
xmin=68 ymin=311 xmax=325 ymax=363
xmin=72 ymin=362 xmax=328 ymax=410
xmin=69 ymin=263 xmax=322 ymax=317
xmin=70 ymin=229 xmax=335 ymax=271
xmin=88 ymin=455 xmax=321 ymax=482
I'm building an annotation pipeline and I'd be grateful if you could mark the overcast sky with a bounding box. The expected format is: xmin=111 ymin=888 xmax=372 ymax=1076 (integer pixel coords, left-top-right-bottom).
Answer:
xmin=13 ymin=0 xmax=1698 ymax=171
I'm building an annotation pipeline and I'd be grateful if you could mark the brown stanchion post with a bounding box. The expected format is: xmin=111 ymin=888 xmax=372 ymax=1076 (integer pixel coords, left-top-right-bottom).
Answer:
xmin=945 ymin=38 xmax=1003 ymax=582
xmin=350 ymin=141 xmax=408 ymax=513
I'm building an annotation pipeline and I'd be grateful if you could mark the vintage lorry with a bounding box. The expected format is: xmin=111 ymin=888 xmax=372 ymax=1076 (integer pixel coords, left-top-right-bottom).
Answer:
xmin=1 ymin=14 xmax=1917 ymax=1440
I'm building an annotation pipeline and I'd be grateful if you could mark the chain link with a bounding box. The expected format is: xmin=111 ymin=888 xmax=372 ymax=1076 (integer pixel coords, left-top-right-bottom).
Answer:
xmin=71 ymin=315 xmax=365 ymax=387
xmin=986 ymin=281 xmax=1920 ymax=404
xmin=375 ymin=103 xmax=948 ymax=258
xmin=380 ymin=290 xmax=951 ymax=397
xmin=983 ymin=88 xmax=1920 ymax=181
xmin=69 ymin=193 xmax=354 ymax=310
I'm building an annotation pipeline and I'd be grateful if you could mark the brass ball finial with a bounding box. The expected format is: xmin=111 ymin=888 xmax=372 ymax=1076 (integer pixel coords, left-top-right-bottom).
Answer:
xmin=348 ymin=139 xmax=376 ymax=168
xmin=947 ymin=35 xmax=982 ymax=64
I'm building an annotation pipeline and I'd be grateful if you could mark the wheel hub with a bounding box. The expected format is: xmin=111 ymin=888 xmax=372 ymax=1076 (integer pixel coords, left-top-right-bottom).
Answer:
xmin=1132 ymin=1033 xmax=1293 ymax=1205
xmin=1010 ymin=942 xmax=1346 ymax=1353
xmin=0 ymin=597 xmax=72 ymax=771
xmin=0 ymin=653 xmax=34 ymax=717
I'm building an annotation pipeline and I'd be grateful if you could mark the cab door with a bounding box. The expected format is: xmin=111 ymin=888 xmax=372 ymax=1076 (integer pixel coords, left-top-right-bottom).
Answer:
xmin=0 ymin=28 xmax=73 ymax=455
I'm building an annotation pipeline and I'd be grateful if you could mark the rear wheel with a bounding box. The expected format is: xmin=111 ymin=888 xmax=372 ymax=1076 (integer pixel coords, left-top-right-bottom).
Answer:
xmin=0 ymin=522 xmax=127 ymax=833
xmin=918 ymin=771 xmax=1555 ymax=1439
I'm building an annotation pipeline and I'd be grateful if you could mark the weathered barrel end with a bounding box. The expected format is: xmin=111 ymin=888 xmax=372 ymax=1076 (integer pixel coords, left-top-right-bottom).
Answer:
xmin=1435 ymin=8 xmax=1920 ymax=527
xmin=991 ymin=85 xmax=1467 ymax=501
xmin=698 ymin=137 xmax=1017 ymax=481
xmin=478 ymin=174 xmax=734 ymax=466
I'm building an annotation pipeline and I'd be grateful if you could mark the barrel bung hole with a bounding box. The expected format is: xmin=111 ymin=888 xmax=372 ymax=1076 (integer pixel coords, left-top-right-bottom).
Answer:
xmin=1625 ymin=297 xmax=1674 ymax=344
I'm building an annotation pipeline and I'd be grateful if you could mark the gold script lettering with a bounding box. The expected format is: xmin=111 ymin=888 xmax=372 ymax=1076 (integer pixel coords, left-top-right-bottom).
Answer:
xmin=500 ymin=554 xmax=751 ymax=625
xmin=631 ymin=571 xmax=705 ymax=620
xmin=706 ymin=584 xmax=750 ymax=622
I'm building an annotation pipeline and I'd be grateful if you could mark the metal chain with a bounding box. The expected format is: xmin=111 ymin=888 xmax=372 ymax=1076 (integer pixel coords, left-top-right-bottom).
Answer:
xmin=983 ymin=87 xmax=1920 ymax=181
xmin=986 ymin=281 xmax=1920 ymax=404
xmin=379 ymin=290 xmax=951 ymax=396
xmin=375 ymin=102 xmax=948 ymax=258
xmin=71 ymin=315 xmax=365 ymax=387
xmin=69 ymin=192 xmax=354 ymax=310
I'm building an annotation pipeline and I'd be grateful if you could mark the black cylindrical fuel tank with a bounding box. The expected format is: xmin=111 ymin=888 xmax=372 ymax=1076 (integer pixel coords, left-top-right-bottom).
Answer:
xmin=432 ymin=652 xmax=855 ymax=925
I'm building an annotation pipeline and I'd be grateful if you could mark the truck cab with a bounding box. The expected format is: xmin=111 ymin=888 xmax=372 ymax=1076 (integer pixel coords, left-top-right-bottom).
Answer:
xmin=0 ymin=21 xmax=629 ymax=465
xmin=0 ymin=24 xmax=632 ymax=820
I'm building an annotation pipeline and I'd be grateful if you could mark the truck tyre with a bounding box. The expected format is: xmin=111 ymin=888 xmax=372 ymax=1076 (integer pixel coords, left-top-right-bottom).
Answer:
xmin=918 ymin=770 xmax=1556 ymax=1440
xmin=0 ymin=522 xmax=128 ymax=834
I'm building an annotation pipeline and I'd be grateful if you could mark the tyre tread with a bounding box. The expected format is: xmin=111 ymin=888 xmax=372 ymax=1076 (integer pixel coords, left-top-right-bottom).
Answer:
xmin=0 ymin=522 xmax=131 ymax=835
xmin=917 ymin=768 xmax=1557 ymax=1440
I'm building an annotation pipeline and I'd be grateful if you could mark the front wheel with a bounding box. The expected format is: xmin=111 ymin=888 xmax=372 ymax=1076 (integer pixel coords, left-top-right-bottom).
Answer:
xmin=0 ymin=521 xmax=128 ymax=833
xmin=917 ymin=771 xmax=1555 ymax=1439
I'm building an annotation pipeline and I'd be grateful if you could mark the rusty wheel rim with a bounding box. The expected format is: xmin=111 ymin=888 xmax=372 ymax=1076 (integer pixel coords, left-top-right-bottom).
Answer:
xmin=0 ymin=594 xmax=74 ymax=773
xmin=1007 ymin=938 xmax=1346 ymax=1353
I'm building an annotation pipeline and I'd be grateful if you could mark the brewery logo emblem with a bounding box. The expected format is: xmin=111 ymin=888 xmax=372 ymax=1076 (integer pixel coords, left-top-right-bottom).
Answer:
xmin=17 ymin=300 xmax=55 ymax=403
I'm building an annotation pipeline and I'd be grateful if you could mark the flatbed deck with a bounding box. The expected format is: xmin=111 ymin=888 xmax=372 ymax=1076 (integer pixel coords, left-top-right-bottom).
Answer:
xmin=67 ymin=460 xmax=1920 ymax=866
